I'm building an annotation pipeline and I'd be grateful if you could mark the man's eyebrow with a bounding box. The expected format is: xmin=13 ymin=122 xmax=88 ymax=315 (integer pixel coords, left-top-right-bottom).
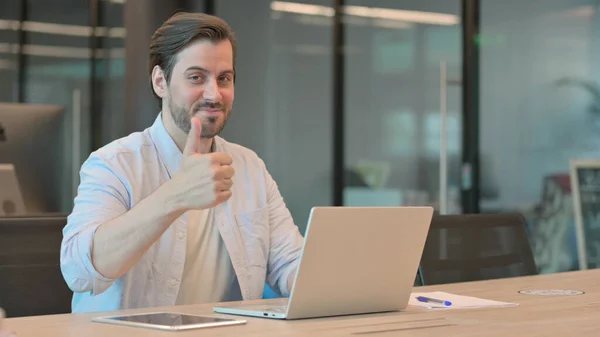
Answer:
xmin=185 ymin=66 xmax=209 ymax=73
xmin=219 ymin=70 xmax=235 ymax=76
xmin=184 ymin=67 xmax=234 ymax=76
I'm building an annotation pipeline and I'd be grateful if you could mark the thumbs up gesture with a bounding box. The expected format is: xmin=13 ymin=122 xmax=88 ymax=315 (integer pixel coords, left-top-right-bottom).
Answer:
xmin=170 ymin=117 xmax=234 ymax=210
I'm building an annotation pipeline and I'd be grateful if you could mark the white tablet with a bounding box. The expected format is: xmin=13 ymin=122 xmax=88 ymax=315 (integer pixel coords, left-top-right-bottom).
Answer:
xmin=91 ymin=311 xmax=247 ymax=331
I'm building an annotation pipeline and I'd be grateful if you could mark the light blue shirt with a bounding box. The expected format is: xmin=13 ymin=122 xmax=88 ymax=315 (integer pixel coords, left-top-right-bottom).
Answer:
xmin=60 ymin=114 xmax=304 ymax=313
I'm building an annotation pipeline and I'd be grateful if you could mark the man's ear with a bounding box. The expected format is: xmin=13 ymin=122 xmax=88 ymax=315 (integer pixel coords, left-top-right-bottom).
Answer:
xmin=151 ymin=65 xmax=167 ymax=99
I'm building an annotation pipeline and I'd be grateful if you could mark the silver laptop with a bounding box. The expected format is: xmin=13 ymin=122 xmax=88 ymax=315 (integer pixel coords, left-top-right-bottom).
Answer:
xmin=0 ymin=164 xmax=27 ymax=216
xmin=213 ymin=206 xmax=433 ymax=320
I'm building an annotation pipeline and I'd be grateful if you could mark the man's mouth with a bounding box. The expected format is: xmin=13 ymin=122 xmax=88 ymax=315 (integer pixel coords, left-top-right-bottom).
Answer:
xmin=195 ymin=108 xmax=222 ymax=117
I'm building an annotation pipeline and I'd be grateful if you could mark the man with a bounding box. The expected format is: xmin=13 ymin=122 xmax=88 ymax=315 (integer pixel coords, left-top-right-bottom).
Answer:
xmin=60 ymin=12 xmax=304 ymax=313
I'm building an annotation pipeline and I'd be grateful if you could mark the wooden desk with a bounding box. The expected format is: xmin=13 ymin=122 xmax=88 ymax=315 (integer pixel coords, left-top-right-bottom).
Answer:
xmin=5 ymin=269 xmax=599 ymax=336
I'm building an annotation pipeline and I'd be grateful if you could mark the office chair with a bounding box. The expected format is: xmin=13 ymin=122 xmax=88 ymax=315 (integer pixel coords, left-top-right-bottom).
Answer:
xmin=419 ymin=213 xmax=538 ymax=285
xmin=413 ymin=266 xmax=425 ymax=287
xmin=0 ymin=215 xmax=72 ymax=317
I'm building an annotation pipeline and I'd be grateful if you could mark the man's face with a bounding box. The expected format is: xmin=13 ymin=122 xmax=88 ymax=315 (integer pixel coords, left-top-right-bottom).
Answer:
xmin=163 ymin=39 xmax=235 ymax=138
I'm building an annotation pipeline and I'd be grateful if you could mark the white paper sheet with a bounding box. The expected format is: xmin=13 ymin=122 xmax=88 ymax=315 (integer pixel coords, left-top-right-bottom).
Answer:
xmin=409 ymin=291 xmax=519 ymax=310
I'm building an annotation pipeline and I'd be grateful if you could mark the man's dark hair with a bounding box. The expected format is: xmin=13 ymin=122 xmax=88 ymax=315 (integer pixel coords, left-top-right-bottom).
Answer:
xmin=148 ymin=12 xmax=237 ymax=106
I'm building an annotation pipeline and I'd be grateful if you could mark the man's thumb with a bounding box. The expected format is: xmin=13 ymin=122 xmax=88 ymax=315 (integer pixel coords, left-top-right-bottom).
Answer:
xmin=183 ymin=117 xmax=202 ymax=156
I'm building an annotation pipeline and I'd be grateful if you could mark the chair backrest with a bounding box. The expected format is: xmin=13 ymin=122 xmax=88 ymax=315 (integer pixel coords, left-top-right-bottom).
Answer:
xmin=413 ymin=266 xmax=425 ymax=287
xmin=0 ymin=215 xmax=72 ymax=317
xmin=419 ymin=213 xmax=538 ymax=285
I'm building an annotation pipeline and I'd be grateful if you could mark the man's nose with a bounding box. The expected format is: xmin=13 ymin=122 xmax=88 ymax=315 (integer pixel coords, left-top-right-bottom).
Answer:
xmin=203 ymin=78 xmax=222 ymax=101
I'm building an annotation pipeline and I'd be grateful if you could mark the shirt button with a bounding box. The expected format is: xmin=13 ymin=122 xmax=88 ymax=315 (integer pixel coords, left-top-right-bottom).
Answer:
xmin=169 ymin=279 xmax=178 ymax=287
xmin=178 ymin=232 xmax=185 ymax=239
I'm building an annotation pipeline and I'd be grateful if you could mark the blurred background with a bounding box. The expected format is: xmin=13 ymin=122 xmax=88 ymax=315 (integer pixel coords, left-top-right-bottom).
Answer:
xmin=1 ymin=0 xmax=600 ymax=276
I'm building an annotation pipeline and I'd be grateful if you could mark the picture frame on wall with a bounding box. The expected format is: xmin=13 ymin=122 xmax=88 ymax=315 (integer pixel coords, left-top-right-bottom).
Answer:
xmin=570 ymin=159 xmax=600 ymax=270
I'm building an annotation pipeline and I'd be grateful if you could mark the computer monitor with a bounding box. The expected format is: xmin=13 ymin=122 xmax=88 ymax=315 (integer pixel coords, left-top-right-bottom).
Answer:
xmin=0 ymin=103 xmax=67 ymax=215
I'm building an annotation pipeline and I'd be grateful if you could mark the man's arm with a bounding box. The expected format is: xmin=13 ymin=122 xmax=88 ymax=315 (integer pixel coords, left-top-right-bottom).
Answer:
xmin=287 ymin=271 xmax=297 ymax=294
xmin=61 ymin=118 xmax=234 ymax=295
xmin=90 ymin=154 xmax=232 ymax=283
xmin=60 ymin=153 xmax=184 ymax=295
xmin=261 ymin=163 xmax=304 ymax=296
xmin=88 ymin=177 xmax=185 ymax=281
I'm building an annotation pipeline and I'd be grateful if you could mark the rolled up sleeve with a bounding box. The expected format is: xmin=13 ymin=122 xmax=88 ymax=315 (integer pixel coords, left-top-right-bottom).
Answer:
xmin=262 ymin=164 xmax=304 ymax=297
xmin=60 ymin=153 xmax=130 ymax=295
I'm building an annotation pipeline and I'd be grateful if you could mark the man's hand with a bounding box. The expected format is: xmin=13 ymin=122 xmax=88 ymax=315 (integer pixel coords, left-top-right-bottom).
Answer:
xmin=168 ymin=117 xmax=234 ymax=211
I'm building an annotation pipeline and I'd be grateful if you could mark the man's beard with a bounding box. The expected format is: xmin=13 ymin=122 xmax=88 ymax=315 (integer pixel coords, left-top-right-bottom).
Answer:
xmin=168 ymin=97 xmax=230 ymax=138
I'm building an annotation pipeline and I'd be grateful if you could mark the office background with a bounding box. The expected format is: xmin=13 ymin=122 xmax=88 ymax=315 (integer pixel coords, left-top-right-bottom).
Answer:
xmin=1 ymin=0 xmax=599 ymax=276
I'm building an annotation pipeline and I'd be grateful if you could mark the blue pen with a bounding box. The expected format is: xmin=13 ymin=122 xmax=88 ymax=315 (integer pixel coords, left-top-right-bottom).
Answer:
xmin=416 ymin=296 xmax=452 ymax=306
